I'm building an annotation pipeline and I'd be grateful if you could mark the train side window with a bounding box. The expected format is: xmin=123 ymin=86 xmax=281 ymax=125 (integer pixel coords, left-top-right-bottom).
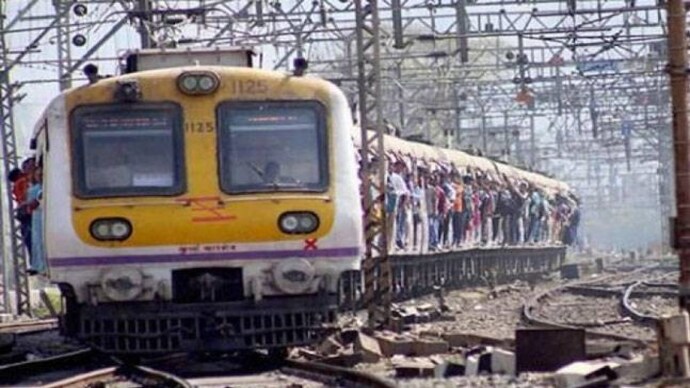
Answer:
xmin=216 ymin=101 xmax=328 ymax=194
xmin=71 ymin=103 xmax=185 ymax=198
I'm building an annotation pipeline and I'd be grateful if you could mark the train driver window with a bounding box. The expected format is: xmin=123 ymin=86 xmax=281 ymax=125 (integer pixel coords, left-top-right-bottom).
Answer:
xmin=72 ymin=104 xmax=185 ymax=197
xmin=217 ymin=101 xmax=328 ymax=193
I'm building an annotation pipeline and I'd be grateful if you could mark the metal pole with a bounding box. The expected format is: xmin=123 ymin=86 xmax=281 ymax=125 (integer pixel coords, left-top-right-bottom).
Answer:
xmin=503 ymin=111 xmax=510 ymax=159
xmin=666 ymin=0 xmax=690 ymax=309
xmin=481 ymin=106 xmax=487 ymax=154
xmin=0 ymin=3 xmax=10 ymax=314
xmin=137 ymin=0 xmax=152 ymax=48
xmin=354 ymin=0 xmax=391 ymax=328
xmin=54 ymin=0 xmax=72 ymax=91
xmin=396 ymin=63 xmax=405 ymax=132
xmin=455 ymin=0 xmax=468 ymax=63
xmin=0 ymin=2 xmax=30 ymax=316
xmin=530 ymin=113 xmax=536 ymax=168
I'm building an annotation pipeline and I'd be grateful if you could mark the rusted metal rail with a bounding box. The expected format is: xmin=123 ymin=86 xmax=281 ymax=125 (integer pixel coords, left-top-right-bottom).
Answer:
xmin=0 ymin=346 xmax=393 ymax=387
xmin=0 ymin=318 xmax=58 ymax=334
xmin=284 ymin=358 xmax=396 ymax=388
xmin=522 ymin=266 xmax=669 ymax=347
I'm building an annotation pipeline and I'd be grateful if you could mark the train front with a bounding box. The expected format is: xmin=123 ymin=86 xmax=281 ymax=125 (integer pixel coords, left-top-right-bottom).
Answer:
xmin=43 ymin=65 xmax=362 ymax=354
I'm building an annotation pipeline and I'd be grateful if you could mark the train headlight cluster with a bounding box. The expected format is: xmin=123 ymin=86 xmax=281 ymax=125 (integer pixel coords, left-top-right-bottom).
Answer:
xmin=177 ymin=71 xmax=220 ymax=95
xmin=90 ymin=218 xmax=132 ymax=241
xmin=278 ymin=212 xmax=319 ymax=234
xmin=272 ymin=259 xmax=315 ymax=294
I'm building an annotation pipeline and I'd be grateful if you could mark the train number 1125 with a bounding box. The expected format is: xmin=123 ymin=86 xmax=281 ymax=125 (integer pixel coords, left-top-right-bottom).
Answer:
xmin=230 ymin=79 xmax=269 ymax=95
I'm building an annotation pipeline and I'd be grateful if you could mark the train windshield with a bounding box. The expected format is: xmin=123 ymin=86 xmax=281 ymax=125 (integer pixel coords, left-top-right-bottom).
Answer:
xmin=71 ymin=103 xmax=185 ymax=197
xmin=217 ymin=101 xmax=328 ymax=193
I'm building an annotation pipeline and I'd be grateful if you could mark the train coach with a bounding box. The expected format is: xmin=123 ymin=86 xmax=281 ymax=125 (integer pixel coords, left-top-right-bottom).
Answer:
xmin=29 ymin=48 xmax=363 ymax=355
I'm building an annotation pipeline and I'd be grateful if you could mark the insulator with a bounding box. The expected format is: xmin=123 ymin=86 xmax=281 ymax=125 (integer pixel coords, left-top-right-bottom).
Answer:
xmin=72 ymin=34 xmax=87 ymax=47
xmin=73 ymin=3 xmax=88 ymax=17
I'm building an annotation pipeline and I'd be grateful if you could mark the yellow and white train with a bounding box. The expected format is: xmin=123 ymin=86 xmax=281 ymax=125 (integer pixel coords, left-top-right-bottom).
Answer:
xmin=32 ymin=49 xmax=363 ymax=354
xmin=29 ymin=48 xmax=573 ymax=355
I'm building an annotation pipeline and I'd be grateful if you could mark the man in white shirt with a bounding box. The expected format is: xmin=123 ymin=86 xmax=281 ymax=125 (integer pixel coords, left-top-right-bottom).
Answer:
xmin=386 ymin=160 xmax=409 ymax=251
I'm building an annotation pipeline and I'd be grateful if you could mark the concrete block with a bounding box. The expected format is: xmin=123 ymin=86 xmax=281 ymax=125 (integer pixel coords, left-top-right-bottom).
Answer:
xmin=554 ymin=361 xmax=619 ymax=388
xmin=0 ymin=314 xmax=12 ymax=324
xmin=316 ymin=335 xmax=343 ymax=356
xmin=443 ymin=332 xmax=513 ymax=349
xmin=321 ymin=345 xmax=363 ymax=368
xmin=393 ymin=357 xmax=436 ymax=378
xmin=612 ymin=355 xmax=659 ymax=384
xmin=355 ymin=332 xmax=383 ymax=363
xmin=491 ymin=348 xmax=516 ymax=375
xmin=430 ymin=355 xmax=465 ymax=378
xmin=396 ymin=306 xmax=418 ymax=324
xmin=412 ymin=337 xmax=449 ymax=356
xmin=297 ymin=348 xmax=321 ymax=361
xmin=375 ymin=332 xmax=414 ymax=357
xmin=465 ymin=355 xmax=479 ymax=376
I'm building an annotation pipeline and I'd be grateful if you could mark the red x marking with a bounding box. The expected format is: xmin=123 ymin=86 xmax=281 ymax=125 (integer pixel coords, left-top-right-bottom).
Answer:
xmin=304 ymin=238 xmax=318 ymax=250
xmin=176 ymin=196 xmax=237 ymax=223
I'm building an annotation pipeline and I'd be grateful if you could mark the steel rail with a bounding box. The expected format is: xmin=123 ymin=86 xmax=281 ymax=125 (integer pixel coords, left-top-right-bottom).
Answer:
xmin=522 ymin=265 xmax=666 ymax=347
xmin=621 ymin=281 xmax=680 ymax=325
xmin=283 ymin=358 xmax=395 ymax=388
xmin=0 ymin=347 xmax=192 ymax=387
xmin=0 ymin=318 xmax=58 ymax=334
xmin=621 ymin=281 xmax=661 ymax=325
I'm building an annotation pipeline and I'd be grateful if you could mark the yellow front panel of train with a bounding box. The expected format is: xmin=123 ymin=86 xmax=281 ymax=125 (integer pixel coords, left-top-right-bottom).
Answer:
xmin=67 ymin=68 xmax=336 ymax=247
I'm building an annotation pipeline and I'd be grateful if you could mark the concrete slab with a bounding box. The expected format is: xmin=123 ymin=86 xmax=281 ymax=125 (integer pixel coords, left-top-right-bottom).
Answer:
xmin=393 ymin=357 xmax=436 ymax=378
xmin=355 ymin=332 xmax=383 ymax=363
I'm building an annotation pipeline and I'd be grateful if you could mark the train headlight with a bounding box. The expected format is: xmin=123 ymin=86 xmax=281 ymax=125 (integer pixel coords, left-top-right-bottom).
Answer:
xmin=100 ymin=268 xmax=143 ymax=301
xmin=198 ymin=75 xmax=217 ymax=92
xmin=278 ymin=212 xmax=319 ymax=234
xmin=180 ymin=75 xmax=198 ymax=91
xmin=280 ymin=215 xmax=299 ymax=233
xmin=177 ymin=71 xmax=220 ymax=95
xmin=90 ymin=218 xmax=132 ymax=241
xmin=272 ymin=259 xmax=315 ymax=294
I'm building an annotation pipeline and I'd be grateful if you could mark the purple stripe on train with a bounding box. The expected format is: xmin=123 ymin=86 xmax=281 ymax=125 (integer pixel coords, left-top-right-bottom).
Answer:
xmin=50 ymin=247 xmax=361 ymax=267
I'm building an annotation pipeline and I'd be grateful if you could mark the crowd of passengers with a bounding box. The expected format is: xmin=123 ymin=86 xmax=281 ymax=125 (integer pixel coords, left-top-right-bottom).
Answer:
xmin=8 ymin=157 xmax=45 ymax=276
xmin=360 ymin=156 xmax=581 ymax=254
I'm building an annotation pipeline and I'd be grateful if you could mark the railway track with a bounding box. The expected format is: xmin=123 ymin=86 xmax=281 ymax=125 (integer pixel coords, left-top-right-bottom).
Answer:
xmin=0 ymin=247 xmax=565 ymax=386
xmin=0 ymin=318 xmax=58 ymax=335
xmin=622 ymin=281 xmax=678 ymax=325
xmin=522 ymin=265 xmax=677 ymax=347
xmin=0 ymin=347 xmax=394 ymax=387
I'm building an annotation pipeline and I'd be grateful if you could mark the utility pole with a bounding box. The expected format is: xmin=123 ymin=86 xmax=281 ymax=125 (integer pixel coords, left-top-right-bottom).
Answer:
xmin=455 ymin=0 xmax=468 ymax=63
xmin=0 ymin=2 xmax=30 ymax=316
xmin=0 ymin=3 xmax=10 ymax=314
xmin=137 ymin=0 xmax=153 ymax=48
xmin=53 ymin=0 xmax=72 ymax=90
xmin=355 ymin=0 xmax=390 ymax=328
xmin=666 ymin=0 xmax=690 ymax=310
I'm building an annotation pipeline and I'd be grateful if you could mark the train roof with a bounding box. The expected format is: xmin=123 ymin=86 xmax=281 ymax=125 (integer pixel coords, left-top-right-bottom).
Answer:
xmin=352 ymin=127 xmax=573 ymax=197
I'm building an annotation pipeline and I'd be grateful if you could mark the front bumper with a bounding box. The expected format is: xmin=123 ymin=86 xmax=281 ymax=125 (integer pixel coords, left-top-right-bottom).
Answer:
xmin=67 ymin=294 xmax=338 ymax=354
